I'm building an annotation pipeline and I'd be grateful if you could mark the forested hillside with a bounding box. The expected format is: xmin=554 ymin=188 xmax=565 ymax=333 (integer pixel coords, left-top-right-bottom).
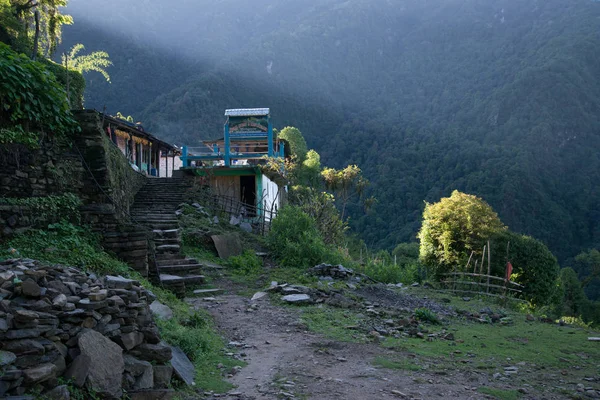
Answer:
xmin=61 ymin=0 xmax=600 ymax=262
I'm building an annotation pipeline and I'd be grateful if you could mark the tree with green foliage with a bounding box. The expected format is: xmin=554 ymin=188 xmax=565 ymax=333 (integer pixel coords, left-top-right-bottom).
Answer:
xmin=62 ymin=43 xmax=112 ymax=83
xmin=558 ymin=267 xmax=588 ymax=317
xmin=392 ymin=242 xmax=420 ymax=267
xmin=487 ymin=230 xmax=560 ymax=306
xmin=1 ymin=0 xmax=72 ymax=58
xmin=573 ymin=249 xmax=600 ymax=301
xmin=418 ymin=190 xmax=506 ymax=277
xmin=299 ymin=149 xmax=321 ymax=186
xmin=278 ymin=126 xmax=308 ymax=162
xmin=289 ymin=185 xmax=347 ymax=246
xmin=321 ymin=165 xmax=368 ymax=220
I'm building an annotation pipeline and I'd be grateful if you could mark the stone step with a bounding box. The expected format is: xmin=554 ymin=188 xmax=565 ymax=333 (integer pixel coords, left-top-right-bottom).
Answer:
xmin=156 ymin=258 xmax=198 ymax=267
xmin=158 ymin=264 xmax=203 ymax=274
xmin=193 ymin=288 xmax=224 ymax=297
xmin=154 ymin=238 xmax=181 ymax=245
xmin=199 ymin=261 xmax=225 ymax=270
xmin=159 ymin=274 xmax=205 ymax=285
xmin=152 ymin=229 xmax=180 ymax=239
xmin=155 ymin=253 xmax=186 ymax=261
xmin=156 ymin=244 xmax=181 ymax=253
xmin=140 ymin=222 xmax=179 ymax=230
xmin=134 ymin=217 xmax=178 ymax=222
xmin=133 ymin=216 xmax=178 ymax=222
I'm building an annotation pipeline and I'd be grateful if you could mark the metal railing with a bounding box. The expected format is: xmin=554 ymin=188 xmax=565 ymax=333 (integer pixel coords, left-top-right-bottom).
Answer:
xmin=192 ymin=190 xmax=277 ymax=235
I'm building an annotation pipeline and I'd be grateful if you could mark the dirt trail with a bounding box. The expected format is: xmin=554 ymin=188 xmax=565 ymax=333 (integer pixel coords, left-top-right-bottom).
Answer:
xmin=189 ymin=294 xmax=492 ymax=400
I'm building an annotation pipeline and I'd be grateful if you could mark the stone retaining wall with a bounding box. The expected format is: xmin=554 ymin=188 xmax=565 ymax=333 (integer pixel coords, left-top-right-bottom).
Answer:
xmin=0 ymin=258 xmax=177 ymax=399
xmin=0 ymin=112 xmax=151 ymax=276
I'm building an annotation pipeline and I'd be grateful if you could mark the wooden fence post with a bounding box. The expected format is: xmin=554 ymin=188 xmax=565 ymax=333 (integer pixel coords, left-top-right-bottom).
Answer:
xmin=487 ymin=240 xmax=491 ymax=294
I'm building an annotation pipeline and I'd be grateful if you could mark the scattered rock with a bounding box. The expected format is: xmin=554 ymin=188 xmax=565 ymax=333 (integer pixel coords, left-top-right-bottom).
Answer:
xmin=169 ymin=345 xmax=195 ymax=386
xmin=251 ymin=292 xmax=268 ymax=301
xmin=44 ymin=384 xmax=70 ymax=400
xmin=309 ymin=264 xmax=354 ymax=279
xmin=150 ymin=301 xmax=173 ymax=321
xmin=282 ymin=294 xmax=312 ymax=304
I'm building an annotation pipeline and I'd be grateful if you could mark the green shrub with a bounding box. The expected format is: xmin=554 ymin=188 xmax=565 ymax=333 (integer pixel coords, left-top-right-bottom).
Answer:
xmin=355 ymin=261 xmax=420 ymax=284
xmin=267 ymin=205 xmax=338 ymax=268
xmin=0 ymin=193 xmax=81 ymax=226
xmin=488 ymin=230 xmax=560 ymax=306
xmin=414 ymin=308 xmax=440 ymax=324
xmin=227 ymin=250 xmax=262 ymax=276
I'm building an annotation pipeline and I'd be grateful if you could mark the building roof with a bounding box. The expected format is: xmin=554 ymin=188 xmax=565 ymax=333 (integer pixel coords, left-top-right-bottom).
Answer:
xmin=225 ymin=108 xmax=270 ymax=117
xmin=73 ymin=110 xmax=180 ymax=154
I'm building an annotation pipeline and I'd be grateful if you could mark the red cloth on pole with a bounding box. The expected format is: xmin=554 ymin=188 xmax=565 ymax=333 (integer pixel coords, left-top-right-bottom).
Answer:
xmin=505 ymin=262 xmax=513 ymax=281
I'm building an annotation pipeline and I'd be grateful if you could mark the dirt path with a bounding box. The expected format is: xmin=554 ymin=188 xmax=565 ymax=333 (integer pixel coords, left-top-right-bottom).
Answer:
xmin=189 ymin=294 xmax=492 ymax=400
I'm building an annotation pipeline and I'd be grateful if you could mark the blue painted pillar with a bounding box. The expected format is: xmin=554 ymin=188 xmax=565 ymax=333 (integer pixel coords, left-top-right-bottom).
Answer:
xmin=279 ymin=141 xmax=285 ymax=158
xmin=224 ymin=120 xmax=231 ymax=166
xmin=182 ymin=146 xmax=188 ymax=167
xmin=213 ymin=143 xmax=219 ymax=154
xmin=267 ymin=116 xmax=274 ymax=157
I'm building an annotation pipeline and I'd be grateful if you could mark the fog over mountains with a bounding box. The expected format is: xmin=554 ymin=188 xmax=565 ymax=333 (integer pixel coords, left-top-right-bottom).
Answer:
xmin=62 ymin=0 xmax=600 ymax=262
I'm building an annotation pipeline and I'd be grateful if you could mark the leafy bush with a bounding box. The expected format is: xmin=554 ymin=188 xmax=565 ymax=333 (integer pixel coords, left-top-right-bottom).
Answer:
xmin=488 ymin=230 xmax=560 ymax=306
xmin=227 ymin=249 xmax=262 ymax=276
xmin=355 ymin=261 xmax=420 ymax=284
xmin=0 ymin=221 xmax=130 ymax=277
xmin=0 ymin=43 xmax=79 ymax=136
xmin=414 ymin=308 xmax=440 ymax=324
xmin=267 ymin=205 xmax=341 ymax=268
xmin=0 ymin=193 xmax=81 ymax=226
xmin=270 ymin=205 xmax=346 ymax=267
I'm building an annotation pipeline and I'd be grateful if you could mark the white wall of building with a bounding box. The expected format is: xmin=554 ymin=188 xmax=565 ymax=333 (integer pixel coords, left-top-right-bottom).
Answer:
xmin=261 ymin=174 xmax=281 ymax=219
xmin=159 ymin=155 xmax=183 ymax=177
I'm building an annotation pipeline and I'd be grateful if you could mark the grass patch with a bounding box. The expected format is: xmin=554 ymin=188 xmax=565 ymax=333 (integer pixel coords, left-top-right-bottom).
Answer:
xmin=477 ymin=387 xmax=521 ymax=400
xmin=0 ymin=221 xmax=130 ymax=277
xmin=299 ymin=306 xmax=366 ymax=343
xmin=383 ymin=314 xmax=600 ymax=373
xmin=372 ymin=356 xmax=421 ymax=371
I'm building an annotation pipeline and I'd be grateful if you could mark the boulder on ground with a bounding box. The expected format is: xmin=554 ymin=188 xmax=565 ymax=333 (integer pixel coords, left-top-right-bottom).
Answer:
xmin=78 ymin=329 xmax=125 ymax=398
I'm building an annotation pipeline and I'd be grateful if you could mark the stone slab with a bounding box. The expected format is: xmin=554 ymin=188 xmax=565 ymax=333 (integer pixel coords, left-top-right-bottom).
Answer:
xmin=211 ymin=234 xmax=243 ymax=259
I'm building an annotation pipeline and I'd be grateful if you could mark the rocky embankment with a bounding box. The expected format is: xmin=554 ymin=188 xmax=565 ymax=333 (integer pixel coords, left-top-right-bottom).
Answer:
xmin=0 ymin=258 xmax=189 ymax=399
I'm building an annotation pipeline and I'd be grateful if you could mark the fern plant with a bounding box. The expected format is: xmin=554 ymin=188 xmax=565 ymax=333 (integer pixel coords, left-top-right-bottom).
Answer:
xmin=62 ymin=43 xmax=112 ymax=83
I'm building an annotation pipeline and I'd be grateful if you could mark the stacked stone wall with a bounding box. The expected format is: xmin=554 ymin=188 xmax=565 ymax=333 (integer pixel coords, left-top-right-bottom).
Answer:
xmin=0 ymin=258 xmax=177 ymax=399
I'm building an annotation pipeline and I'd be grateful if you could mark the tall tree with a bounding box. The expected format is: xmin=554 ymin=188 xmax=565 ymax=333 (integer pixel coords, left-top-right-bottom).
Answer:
xmin=278 ymin=126 xmax=308 ymax=162
xmin=321 ymin=164 xmax=368 ymax=220
xmin=418 ymin=190 xmax=506 ymax=277
xmin=9 ymin=0 xmax=72 ymax=58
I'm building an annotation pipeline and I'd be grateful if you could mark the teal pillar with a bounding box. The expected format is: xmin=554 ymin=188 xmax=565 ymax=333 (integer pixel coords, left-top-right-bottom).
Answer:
xmin=182 ymin=146 xmax=188 ymax=167
xmin=267 ymin=116 xmax=274 ymax=157
xmin=279 ymin=141 xmax=285 ymax=158
xmin=224 ymin=121 xmax=231 ymax=166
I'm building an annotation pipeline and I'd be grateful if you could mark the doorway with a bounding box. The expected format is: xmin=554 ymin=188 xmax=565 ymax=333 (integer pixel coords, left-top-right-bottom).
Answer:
xmin=240 ymin=175 xmax=256 ymax=216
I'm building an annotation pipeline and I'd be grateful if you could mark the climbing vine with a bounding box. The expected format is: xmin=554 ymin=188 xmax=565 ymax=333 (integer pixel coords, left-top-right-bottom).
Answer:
xmin=0 ymin=43 xmax=79 ymax=137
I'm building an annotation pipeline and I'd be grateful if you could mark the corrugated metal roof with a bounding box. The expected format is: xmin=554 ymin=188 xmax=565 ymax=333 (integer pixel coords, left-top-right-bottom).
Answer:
xmin=225 ymin=108 xmax=270 ymax=117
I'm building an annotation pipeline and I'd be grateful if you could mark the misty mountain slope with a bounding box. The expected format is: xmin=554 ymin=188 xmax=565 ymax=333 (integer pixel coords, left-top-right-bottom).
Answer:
xmin=63 ymin=0 xmax=600 ymax=261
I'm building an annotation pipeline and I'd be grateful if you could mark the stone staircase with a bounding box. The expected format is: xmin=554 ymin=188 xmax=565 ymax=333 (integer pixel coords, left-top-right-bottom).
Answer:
xmin=130 ymin=178 xmax=206 ymax=296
